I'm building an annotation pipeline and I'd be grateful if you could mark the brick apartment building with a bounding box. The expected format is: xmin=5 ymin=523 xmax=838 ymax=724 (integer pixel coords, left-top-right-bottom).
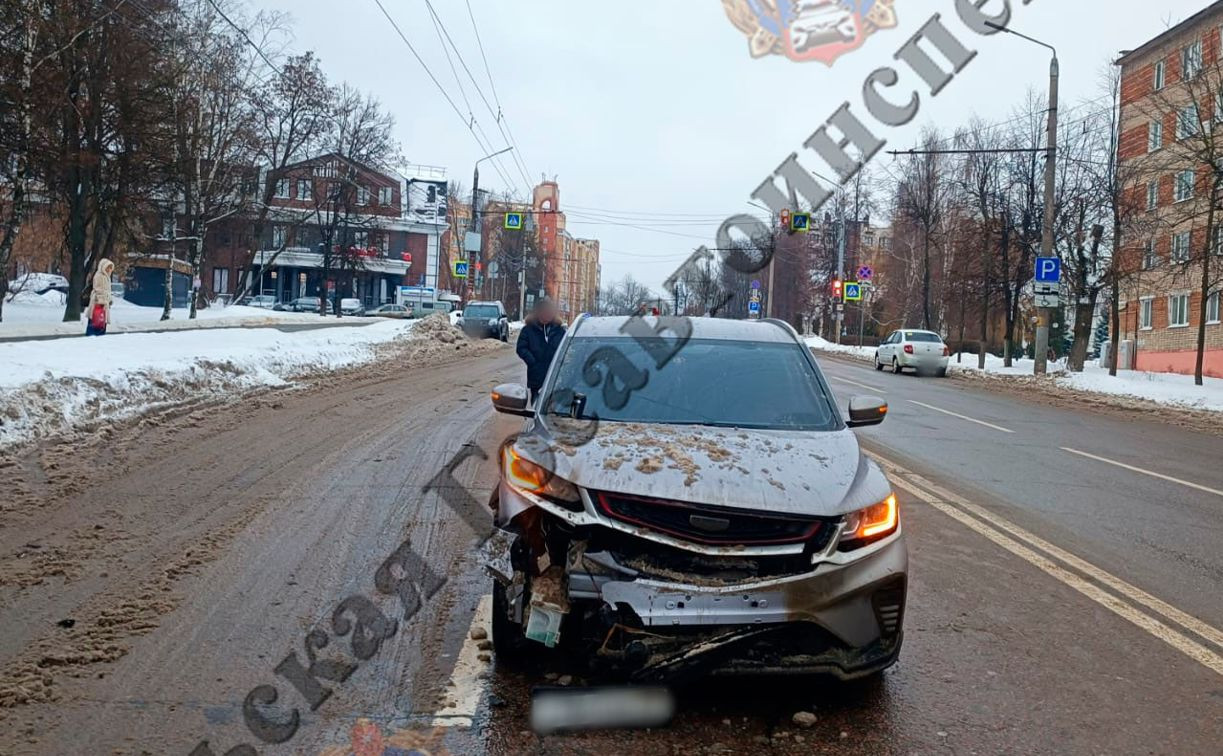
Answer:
xmin=1116 ymin=1 xmax=1223 ymax=377
xmin=123 ymin=155 xmax=449 ymax=309
xmin=443 ymin=180 xmax=601 ymax=320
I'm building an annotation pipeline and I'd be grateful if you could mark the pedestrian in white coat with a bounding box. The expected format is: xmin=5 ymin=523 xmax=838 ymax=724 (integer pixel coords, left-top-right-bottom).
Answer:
xmin=86 ymin=258 xmax=115 ymax=335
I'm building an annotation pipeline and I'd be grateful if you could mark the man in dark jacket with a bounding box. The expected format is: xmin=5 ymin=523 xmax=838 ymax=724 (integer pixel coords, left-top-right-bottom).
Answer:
xmin=516 ymin=298 xmax=565 ymax=404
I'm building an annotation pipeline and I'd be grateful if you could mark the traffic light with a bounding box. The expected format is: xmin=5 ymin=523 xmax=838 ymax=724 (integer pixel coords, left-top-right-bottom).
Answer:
xmin=832 ymin=278 xmax=843 ymax=299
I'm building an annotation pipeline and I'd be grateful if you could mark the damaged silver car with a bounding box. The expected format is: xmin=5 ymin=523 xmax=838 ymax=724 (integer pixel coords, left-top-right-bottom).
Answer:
xmin=488 ymin=316 xmax=904 ymax=681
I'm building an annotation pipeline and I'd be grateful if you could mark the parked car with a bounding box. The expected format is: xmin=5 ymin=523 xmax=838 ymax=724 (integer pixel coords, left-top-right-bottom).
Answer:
xmin=272 ymin=300 xmax=293 ymax=311
xmin=406 ymin=299 xmax=453 ymax=319
xmin=461 ymin=300 xmax=508 ymax=341
xmin=290 ymin=297 xmax=321 ymax=313
xmin=487 ymin=316 xmax=903 ymax=681
xmin=368 ymin=303 xmax=411 ymax=319
xmin=875 ymin=329 xmax=950 ymax=376
xmin=339 ymin=298 xmax=365 ymax=316
xmin=243 ymin=294 xmax=277 ymax=309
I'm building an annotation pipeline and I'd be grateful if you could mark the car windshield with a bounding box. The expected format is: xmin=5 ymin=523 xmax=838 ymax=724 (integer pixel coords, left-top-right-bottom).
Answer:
xmin=905 ymin=332 xmax=942 ymax=343
xmin=545 ymin=336 xmax=838 ymax=431
xmin=466 ymin=305 xmax=499 ymax=319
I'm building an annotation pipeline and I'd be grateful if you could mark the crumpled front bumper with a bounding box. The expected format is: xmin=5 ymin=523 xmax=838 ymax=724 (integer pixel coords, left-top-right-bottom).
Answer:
xmin=571 ymin=532 xmax=907 ymax=652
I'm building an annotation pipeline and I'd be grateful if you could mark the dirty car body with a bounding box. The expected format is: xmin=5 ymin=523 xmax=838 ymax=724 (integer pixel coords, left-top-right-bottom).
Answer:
xmin=488 ymin=316 xmax=904 ymax=681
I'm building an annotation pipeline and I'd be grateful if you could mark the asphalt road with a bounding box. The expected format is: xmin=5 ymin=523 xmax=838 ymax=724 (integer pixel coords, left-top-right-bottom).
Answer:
xmin=0 ymin=343 xmax=1220 ymax=755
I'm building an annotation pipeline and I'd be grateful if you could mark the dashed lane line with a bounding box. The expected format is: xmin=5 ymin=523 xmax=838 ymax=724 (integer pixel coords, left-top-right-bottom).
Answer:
xmin=829 ymin=375 xmax=888 ymax=394
xmin=1061 ymin=447 xmax=1223 ymax=499
xmin=872 ymin=452 xmax=1223 ymax=668
xmin=907 ymin=400 xmax=1014 ymax=434
xmin=430 ymin=594 xmax=492 ymax=728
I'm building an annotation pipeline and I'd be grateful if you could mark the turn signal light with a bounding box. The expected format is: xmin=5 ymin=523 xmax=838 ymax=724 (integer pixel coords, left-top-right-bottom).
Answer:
xmin=860 ymin=494 xmax=898 ymax=538
xmin=841 ymin=494 xmax=899 ymax=548
xmin=505 ymin=446 xmax=550 ymax=492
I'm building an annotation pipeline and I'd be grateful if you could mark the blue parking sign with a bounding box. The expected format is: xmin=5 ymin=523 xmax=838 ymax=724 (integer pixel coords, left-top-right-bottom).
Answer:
xmin=748 ymin=300 xmax=761 ymax=313
xmin=1035 ymin=257 xmax=1060 ymax=283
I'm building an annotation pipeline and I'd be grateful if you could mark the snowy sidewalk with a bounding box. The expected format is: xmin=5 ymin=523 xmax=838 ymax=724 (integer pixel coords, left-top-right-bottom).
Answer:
xmin=1 ymin=291 xmax=339 ymax=340
xmin=806 ymin=335 xmax=1223 ymax=415
xmin=0 ymin=319 xmax=419 ymax=449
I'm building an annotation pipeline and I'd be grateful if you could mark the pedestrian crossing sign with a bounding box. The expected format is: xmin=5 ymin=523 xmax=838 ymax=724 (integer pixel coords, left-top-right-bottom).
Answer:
xmin=791 ymin=212 xmax=810 ymax=233
xmin=844 ymin=282 xmax=862 ymax=301
xmin=453 ymin=260 xmax=469 ymax=278
xmin=504 ymin=212 xmax=524 ymax=230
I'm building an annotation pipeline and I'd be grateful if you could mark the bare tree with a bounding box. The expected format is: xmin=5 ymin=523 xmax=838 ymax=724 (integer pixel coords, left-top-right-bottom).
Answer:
xmin=895 ymin=127 xmax=953 ymax=331
xmin=0 ymin=0 xmax=38 ymax=321
xmin=304 ymin=85 xmax=398 ymax=317
xmin=231 ymin=51 xmax=333 ymax=303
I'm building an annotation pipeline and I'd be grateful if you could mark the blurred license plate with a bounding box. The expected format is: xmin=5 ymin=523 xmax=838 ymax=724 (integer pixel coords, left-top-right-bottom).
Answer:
xmin=530 ymin=686 xmax=675 ymax=734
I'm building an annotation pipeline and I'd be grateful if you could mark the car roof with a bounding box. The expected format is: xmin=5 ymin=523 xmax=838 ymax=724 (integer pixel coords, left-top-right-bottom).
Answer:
xmin=898 ymin=329 xmax=941 ymax=336
xmin=572 ymin=316 xmax=798 ymax=344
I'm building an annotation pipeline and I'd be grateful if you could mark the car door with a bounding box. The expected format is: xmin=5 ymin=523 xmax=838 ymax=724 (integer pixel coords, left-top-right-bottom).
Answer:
xmin=879 ymin=332 xmax=896 ymax=361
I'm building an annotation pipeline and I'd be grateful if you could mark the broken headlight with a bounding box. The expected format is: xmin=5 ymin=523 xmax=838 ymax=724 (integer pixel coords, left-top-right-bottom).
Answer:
xmin=839 ymin=493 xmax=898 ymax=550
xmin=503 ymin=445 xmax=581 ymax=507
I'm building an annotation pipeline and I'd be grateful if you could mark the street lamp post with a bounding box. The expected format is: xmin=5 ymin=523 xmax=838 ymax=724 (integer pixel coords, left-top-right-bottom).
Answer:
xmin=987 ymin=21 xmax=1058 ymax=376
xmin=467 ymin=147 xmax=514 ymax=300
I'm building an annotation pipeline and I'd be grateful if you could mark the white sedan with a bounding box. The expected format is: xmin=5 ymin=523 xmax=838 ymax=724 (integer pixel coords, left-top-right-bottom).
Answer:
xmin=875 ymin=329 xmax=950 ymax=377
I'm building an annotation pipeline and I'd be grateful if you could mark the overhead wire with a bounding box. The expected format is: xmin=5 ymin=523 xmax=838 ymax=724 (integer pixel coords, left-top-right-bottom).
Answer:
xmin=423 ymin=0 xmax=533 ymax=194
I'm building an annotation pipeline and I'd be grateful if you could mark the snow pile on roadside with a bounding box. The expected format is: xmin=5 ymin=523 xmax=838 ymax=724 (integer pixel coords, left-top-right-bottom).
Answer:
xmin=396 ymin=312 xmax=504 ymax=362
xmin=0 ymin=320 xmax=418 ymax=449
xmin=950 ymin=353 xmax=1222 ymax=414
xmin=804 ymin=335 xmax=874 ymax=361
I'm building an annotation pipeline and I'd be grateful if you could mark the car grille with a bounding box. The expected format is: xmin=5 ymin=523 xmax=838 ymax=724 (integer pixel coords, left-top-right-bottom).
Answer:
xmin=593 ymin=491 xmax=826 ymax=546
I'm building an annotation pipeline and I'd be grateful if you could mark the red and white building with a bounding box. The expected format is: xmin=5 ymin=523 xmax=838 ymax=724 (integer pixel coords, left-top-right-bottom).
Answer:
xmin=1116 ymin=2 xmax=1223 ymax=377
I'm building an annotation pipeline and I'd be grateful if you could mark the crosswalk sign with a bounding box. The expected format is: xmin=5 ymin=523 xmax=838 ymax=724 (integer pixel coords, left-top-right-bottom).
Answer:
xmin=844 ymin=282 xmax=862 ymax=302
xmin=791 ymin=212 xmax=810 ymax=233
xmin=453 ymin=260 xmax=469 ymax=278
xmin=504 ymin=212 xmax=524 ymax=230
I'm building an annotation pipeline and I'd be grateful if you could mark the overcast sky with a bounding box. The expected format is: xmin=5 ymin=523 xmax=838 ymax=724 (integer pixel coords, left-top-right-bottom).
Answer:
xmin=254 ymin=0 xmax=1211 ymax=291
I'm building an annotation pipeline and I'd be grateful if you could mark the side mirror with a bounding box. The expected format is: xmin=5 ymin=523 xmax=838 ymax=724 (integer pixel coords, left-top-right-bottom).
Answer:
xmin=846 ymin=396 xmax=888 ymax=428
xmin=491 ymin=383 xmax=533 ymax=417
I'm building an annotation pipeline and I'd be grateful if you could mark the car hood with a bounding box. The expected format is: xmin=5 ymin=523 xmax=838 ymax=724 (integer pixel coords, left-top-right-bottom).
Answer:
xmin=516 ymin=419 xmax=890 ymax=517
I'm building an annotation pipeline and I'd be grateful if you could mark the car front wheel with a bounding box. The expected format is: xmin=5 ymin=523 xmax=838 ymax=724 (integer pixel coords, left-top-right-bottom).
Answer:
xmin=875 ymin=352 xmax=884 ymax=371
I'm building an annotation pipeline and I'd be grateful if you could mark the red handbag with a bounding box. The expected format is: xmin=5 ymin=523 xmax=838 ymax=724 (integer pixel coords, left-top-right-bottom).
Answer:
xmin=89 ymin=304 xmax=107 ymax=331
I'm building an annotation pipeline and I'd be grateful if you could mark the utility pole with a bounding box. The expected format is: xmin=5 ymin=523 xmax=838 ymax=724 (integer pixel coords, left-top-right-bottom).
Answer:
xmin=467 ymin=147 xmax=513 ymax=302
xmin=1035 ymin=55 xmax=1059 ymax=376
xmin=986 ymin=21 xmax=1058 ymax=375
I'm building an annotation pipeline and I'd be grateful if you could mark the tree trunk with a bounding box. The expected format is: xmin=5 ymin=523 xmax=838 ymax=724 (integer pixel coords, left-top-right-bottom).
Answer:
xmin=1109 ymin=214 xmax=1122 ymax=376
xmin=921 ymin=232 xmax=932 ymax=330
xmin=1068 ymin=291 xmax=1098 ymax=372
xmin=1195 ymin=197 xmax=1216 ymax=386
xmin=0 ymin=3 xmax=36 ymax=323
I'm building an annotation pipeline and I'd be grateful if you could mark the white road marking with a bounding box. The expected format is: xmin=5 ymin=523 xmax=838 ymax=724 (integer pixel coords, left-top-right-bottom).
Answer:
xmin=1061 ymin=447 xmax=1223 ymax=499
xmin=871 ymin=452 xmax=1223 ymax=670
xmin=830 ymin=375 xmax=887 ymax=394
xmin=878 ymin=459 xmax=1223 ymax=651
xmin=907 ymin=400 xmax=1014 ymax=434
xmin=431 ymin=594 xmax=493 ymax=728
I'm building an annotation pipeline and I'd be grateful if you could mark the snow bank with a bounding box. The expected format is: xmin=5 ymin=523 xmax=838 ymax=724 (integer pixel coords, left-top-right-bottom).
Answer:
xmin=804 ymin=335 xmax=874 ymax=361
xmin=950 ymin=353 xmax=1223 ymax=414
xmin=0 ymin=298 xmax=325 ymax=339
xmin=0 ymin=320 xmax=418 ymax=448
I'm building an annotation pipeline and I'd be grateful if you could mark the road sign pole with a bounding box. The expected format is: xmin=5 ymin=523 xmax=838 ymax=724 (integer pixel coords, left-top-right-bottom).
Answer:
xmin=1035 ymin=55 xmax=1059 ymax=376
xmin=858 ymin=286 xmax=867 ymax=347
